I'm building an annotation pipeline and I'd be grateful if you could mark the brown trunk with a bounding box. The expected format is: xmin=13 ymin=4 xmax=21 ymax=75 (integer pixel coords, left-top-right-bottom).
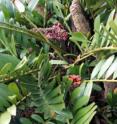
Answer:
xmin=70 ymin=0 xmax=90 ymax=35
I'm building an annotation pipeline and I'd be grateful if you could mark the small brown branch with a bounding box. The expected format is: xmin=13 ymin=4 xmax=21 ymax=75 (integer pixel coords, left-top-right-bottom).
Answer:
xmin=70 ymin=47 xmax=117 ymax=66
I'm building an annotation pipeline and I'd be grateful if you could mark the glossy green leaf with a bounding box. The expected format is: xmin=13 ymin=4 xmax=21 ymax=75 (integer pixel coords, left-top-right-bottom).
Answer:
xmin=98 ymin=55 xmax=115 ymax=78
xmin=20 ymin=118 xmax=32 ymax=124
xmin=72 ymin=103 xmax=96 ymax=124
xmin=0 ymin=111 xmax=11 ymax=124
xmin=91 ymin=60 xmax=105 ymax=79
xmin=91 ymin=15 xmax=100 ymax=47
xmin=31 ymin=114 xmax=44 ymax=123
xmin=0 ymin=63 xmax=12 ymax=75
xmin=49 ymin=60 xmax=68 ymax=65
xmin=8 ymin=83 xmax=21 ymax=100
xmin=70 ymin=32 xmax=88 ymax=43
xmin=83 ymin=81 xmax=93 ymax=98
xmin=48 ymin=95 xmax=64 ymax=104
xmin=7 ymin=105 xmax=16 ymax=116
xmin=105 ymin=58 xmax=117 ymax=79
xmin=0 ymin=53 xmax=19 ymax=70
xmin=110 ymin=20 xmax=117 ymax=35
xmin=28 ymin=0 xmax=39 ymax=11
xmin=73 ymin=96 xmax=89 ymax=112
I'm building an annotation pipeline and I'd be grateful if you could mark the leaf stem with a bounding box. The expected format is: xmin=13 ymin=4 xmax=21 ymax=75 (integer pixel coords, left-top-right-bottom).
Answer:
xmin=72 ymin=47 xmax=117 ymax=65
xmin=85 ymin=79 xmax=117 ymax=83
xmin=83 ymin=47 xmax=117 ymax=57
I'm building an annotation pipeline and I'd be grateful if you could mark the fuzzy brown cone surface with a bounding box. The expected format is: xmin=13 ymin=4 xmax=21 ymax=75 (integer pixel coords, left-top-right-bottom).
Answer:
xmin=31 ymin=23 xmax=68 ymax=42
xmin=70 ymin=0 xmax=90 ymax=35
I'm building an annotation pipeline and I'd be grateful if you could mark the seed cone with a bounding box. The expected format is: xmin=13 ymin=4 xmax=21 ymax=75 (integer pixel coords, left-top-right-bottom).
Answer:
xmin=70 ymin=0 xmax=90 ymax=35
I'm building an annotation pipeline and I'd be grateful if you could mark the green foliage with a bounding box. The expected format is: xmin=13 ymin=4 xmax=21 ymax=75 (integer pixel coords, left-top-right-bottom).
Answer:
xmin=70 ymin=82 xmax=97 ymax=124
xmin=1 ymin=0 xmax=117 ymax=124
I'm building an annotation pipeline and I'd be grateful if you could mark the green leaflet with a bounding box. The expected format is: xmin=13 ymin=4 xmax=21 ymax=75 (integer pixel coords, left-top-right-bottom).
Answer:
xmin=20 ymin=118 xmax=32 ymax=124
xmin=72 ymin=103 xmax=96 ymax=123
xmin=70 ymin=32 xmax=88 ymax=43
xmin=31 ymin=114 xmax=44 ymax=123
xmin=113 ymin=69 xmax=117 ymax=79
xmin=70 ymin=81 xmax=96 ymax=124
xmin=105 ymin=58 xmax=117 ymax=79
xmin=0 ymin=63 xmax=12 ymax=75
xmin=110 ymin=20 xmax=117 ymax=36
xmin=91 ymin=15 xmax=100 ymax=48
xmin=0 ymin=53 xmax=19 ymax=70
xmin=0 ymin=105 xmax=16 ymax=124
xmin=73 ymin=96 xmax=89 ymax=112
xmin=49 ymin=60 xmax=68 ymax=65
xmin=76 ymin=108 xmax=96 ymax=124
xmin=91 ymin=60 xmax=105 ymax=79
xmin=28 ymin=0 xmax=39 ymax=11
xmin=98 ymin=55 xmax=115 ymax=78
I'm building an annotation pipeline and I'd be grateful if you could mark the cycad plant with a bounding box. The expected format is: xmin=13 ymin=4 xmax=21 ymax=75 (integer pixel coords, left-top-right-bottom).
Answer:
xmin=0 ymin=0 xmax=117 ymax=124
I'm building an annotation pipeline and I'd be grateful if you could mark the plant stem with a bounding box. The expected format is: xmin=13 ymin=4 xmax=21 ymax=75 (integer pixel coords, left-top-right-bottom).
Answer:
xmin=72 ymin=47 xmax=117 ymax=65
xmin=16 ymin=92 xmax=31 ymax=105
xmin=83 ymin=47 xmax=117 ymax=57
xmin=85 ymin=79 xmax=117 ymax=83
xmin=73 ymin=53 xmax=94 ymax=64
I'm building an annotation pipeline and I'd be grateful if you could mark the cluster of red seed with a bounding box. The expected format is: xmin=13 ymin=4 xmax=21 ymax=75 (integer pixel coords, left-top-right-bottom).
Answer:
xmin=68 ymin=75 xmax=81 ymax=90
xmin=45 ymin=22 xmax=68 ymax=41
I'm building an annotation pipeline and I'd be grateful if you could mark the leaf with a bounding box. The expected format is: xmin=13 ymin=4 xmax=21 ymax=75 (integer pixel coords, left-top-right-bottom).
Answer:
xmin=49 ymin=60 xmax=68 ymax=65
xmin=20 ymin=118 xmax=32 ymax=124
xmin=91 ymin=60 xmax=105 ymax=79
xmin=0 ymin=11 xmax=5 ymax=22
xmin=31 ymin=114 xmax=44 ymax=123
xmin=91 ymin=15 xmax=100 ymax=47
xmin=76 ymin=109 xmax=96 ymax=124
xmin=0 ymin=53 xmax=19 ymax=70
xmin=0 ymin=111 xmax=11 ymax=124
xmin=73 ymin=103 xmax=96 ymax=123
xmin=70 ymin=32 xmax=88 ymax=43
xmin=105 ymin=58 xmax=117 ymax=79
xmin=55 ymin=110 xmax=73 ymax=122
xmin=106 ymin=10 xmax=115 ymax=29
xmin=10 ymin=34 xmax=17 ymax=56
xmin=7 ymin=105 xmax=16 ymax=116
xmin=98 ymin=55 xmax=115 ymax=78
xmin=71 ymin=87 xmax=82 ymax=102
xmin=0 ymin=23 xmax=63 ymax=56
xmin=28 ymin=0 xmax=39 ymax=11
xmin=15 ymin=56 xmax=28 ymax=71
xmin=0 ymin=63 xmax=12 ymax=75
xmin=109 ymin=20 xmax=117 ymax=35
xmin=8 ymin=83 xmax=21 ymax=100
xmin=14 ymin=0 xmax=25 ymax=13
xmin=71 ymin=83 xmax=87 ymax=103
xmin=48 ymin=95 xmax=64 ymax=104
xmin=113 ymin=69 xmax=117 ymax=79
xmin=83 ymin=81 xmax=93 ymax=98
xmin=73 ymin=96 xmax=89 ymax=111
